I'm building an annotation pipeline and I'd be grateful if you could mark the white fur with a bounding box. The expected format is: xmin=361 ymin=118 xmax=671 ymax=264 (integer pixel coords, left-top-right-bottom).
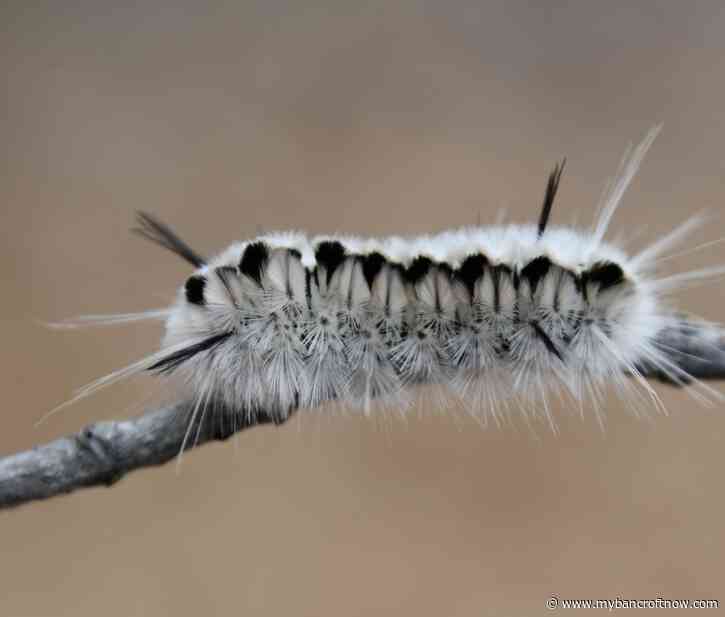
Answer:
xmin=50 ymin=128 xmax=723 ymax=435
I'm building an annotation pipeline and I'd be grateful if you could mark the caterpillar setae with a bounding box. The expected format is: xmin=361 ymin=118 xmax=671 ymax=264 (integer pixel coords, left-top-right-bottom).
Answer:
xmin=52 ymin=126 xmax=725 ymax=439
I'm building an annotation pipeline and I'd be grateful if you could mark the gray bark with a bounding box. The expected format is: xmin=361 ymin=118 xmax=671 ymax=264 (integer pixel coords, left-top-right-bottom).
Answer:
xmin=0 ymin=403 xmax=281 ymax=509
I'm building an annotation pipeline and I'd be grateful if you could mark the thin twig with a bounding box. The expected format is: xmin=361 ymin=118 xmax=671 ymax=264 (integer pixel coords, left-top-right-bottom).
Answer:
xmin=1 ymin=317 xmax=724 ymax=510
xmin=0 ymin=403 xmax=283 ymax=510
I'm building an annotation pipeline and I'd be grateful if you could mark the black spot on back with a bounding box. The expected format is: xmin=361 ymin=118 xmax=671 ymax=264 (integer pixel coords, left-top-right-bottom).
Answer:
xmin=520 ymin=256 xmax=552 ymax=293
xmin=361 ymin=252 xmax=387 ymax=289
xmin=405 ymin=256 xmax=432 ymax=285
xmin=456 ymin=254 xmax=488 ymax=299
xmin=315 ymin=241 xmax=346 ymax=285
xmin=185 ymin=275 xmax=207 ymax=305
xmin=585 ymin=261 xmax=625 ymax=292
xmin=239 ymin=242 xmax=269 ymax=287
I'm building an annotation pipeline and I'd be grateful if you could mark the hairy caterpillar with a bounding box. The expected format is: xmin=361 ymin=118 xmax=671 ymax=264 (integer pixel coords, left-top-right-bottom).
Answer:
xmin=52 ymin=127 xmax=724 ymax=439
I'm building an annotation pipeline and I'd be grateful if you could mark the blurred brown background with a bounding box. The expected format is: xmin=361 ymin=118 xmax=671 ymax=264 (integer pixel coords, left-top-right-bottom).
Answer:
xmin=2 ymin=1 xmax=725 ymax=615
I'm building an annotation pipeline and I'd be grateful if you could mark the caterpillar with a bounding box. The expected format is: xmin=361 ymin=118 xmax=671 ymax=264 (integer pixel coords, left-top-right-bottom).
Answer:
xmin=52 ymin=126 xmax=724 ymax=438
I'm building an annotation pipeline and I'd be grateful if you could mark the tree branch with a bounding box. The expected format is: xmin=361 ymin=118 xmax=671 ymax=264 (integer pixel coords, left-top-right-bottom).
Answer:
xmin=636 ymin=318 xmax=725 ymax=384
xmin=1 ymin=317 xmax=724 ymax=510
xmin=0 ymin=403 xmax=283 ymax=510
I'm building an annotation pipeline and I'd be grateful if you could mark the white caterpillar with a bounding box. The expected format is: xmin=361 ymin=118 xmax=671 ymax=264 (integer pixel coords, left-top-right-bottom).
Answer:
xmin=53 ymin=127 xmax=724 ymax=434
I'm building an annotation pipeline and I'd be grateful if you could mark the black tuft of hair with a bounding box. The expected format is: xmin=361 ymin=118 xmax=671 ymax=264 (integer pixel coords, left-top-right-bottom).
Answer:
xmin=185 ymin=275 xmax=207 ymax=305
xmin=456 ymin=254 xmax=488 ymax=299
xmin=239 ymin=242 xmax=269 ymax=288
xmin=530 ymin=320 xmax=563 ymax=361
xmin=133 ymin=212 xmax=206 ymax=268
xmin=361 ymin=252 xmax=387 ymax=289
xmin=405 ymin=256 xmax=433 ymax=285
xmin=148 ymin=332 xmax=233 ymax=375
xmin=585 ymin=261 xmax=625 ymax=292
xmin=520 ymin=256 xmax=552 ymax=293
xmin=314 ymin=241 xmax=347 ymax=285
xmin=537 ymin=159 xmax=566 ymax=238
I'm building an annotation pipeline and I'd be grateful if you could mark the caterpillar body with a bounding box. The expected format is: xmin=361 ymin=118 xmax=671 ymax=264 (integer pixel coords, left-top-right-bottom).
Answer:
xmin=55 ymin=127 xmax=724 ymax=433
